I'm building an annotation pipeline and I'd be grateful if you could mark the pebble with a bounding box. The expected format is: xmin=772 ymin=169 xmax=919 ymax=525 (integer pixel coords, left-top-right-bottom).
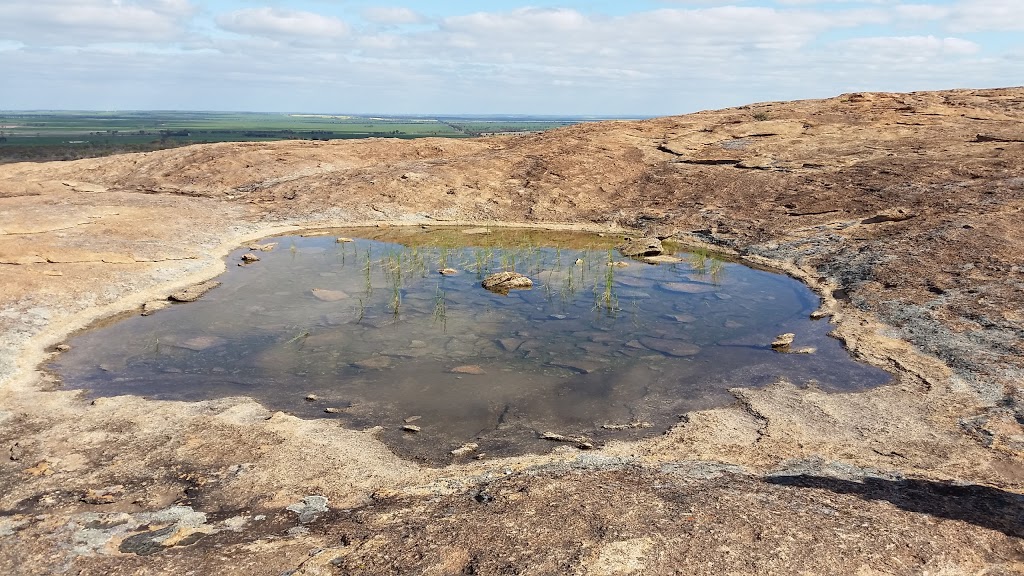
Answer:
xmin=402 ymin=425 xmax=421 ymax=433
xmin=305 ymin=394 xmax=319 ymax=402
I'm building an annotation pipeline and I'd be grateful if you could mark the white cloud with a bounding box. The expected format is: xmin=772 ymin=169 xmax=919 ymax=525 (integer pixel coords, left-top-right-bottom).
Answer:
xmin=361 ymin=7 xmax=426 ymax=25
xmin=839 ymin=35 xmax=982 ymax=57
xmin=945 ymin=0 xmax=1024 ymax=32
xmin=216 ymin=7 xmax=349 ymax=39
xmin=0 ymin=0 xmax=196 ymax=45
xmin=0 ymin=2 xmax=1021 ymax=114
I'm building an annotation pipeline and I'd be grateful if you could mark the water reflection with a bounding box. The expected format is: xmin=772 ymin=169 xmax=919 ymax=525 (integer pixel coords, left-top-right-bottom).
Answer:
xmin=51 ymin=228 xmax=890 ymax=463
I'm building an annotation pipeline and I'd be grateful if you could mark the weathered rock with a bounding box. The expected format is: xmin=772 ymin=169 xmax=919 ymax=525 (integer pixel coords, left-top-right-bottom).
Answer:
xmin=336 ymin=237 xmax=354 ymax=243
xmin=402 ymin=424 xmax=421 ymax=433
xmin=450 ymin=364 xmax=485 ymax=375
xmin=481 ymin=271 xmax=533 ymax=294
xmin=438 ymin=268 xmax=459 ymax=276
xmin=404 ymin=415 xmax=422 ymax=423
xmin=304 ymin=394 xmax=318 ymax=402
xmin=240 ymin=253 xmax=260 ymax=263
xmin=82 ymin=485 xmax=124 ymax=505
xmin=772 ymin=333 xmax=796 ymax=350
xmin=638 ymin=337 xmax=701 ymax=357
xmin=450 ymin=443 xmax=479 ymax=456
xmin=168 ymin=281 xmax=220 ymax=302
xmin=55 ymin=343 xmax=71 ymax=352
xmin=286 ymin=496 xmax=329 ymax=524
xmin=311 ymin=288 xmax=348 ymax=301
xmin=249 ymin=242 xmax=277 ymax=251
xmin=617 ymin=237 xmax=663 ymax=257
xmin=607 ymin=261 xmax=630 ymax=268
xmin=540 ymin=432 xmax=594 ymax=450
xmin=643 ymin=254 xmax=683 ymax=264
xmin=141 ymin=300 xmax=170 ymax=316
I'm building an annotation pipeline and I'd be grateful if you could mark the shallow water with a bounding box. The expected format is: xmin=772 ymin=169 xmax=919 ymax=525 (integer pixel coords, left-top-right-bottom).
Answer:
xmin=51 ymin=228 xmax=890 ymax=463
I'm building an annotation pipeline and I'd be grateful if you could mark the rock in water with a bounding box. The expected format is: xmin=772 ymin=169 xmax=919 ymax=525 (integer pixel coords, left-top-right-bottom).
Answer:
xmin=450 ymin=364 xmax=486 ymax=375
xmin=617 ymin=237 xmax=663 ymax=257
xmin=168 ymin=280 xmax=220 ymax=302
xmin=638 ymin=337 xmax=701 ymax=357
xmin=481 ymin=271 xmax=533 ymax=294
xmin=772 ymin=333 xmax=795 ymax=350
xmin=240 ymin=253 xmax=260 ymax=263
xmin=311 ymin=288 xmax=348 ymax=301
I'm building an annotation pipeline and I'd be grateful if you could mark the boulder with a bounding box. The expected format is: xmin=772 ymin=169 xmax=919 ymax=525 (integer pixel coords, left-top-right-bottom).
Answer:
xmin=617 ymin=237 xmax=663 ymax=257
xmin=481 ymin=271 xmax=533 ymax=294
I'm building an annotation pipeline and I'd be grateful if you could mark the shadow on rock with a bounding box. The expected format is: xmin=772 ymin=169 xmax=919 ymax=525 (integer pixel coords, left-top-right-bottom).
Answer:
xmin=765 ymin=474 xmax=1024 ymax=538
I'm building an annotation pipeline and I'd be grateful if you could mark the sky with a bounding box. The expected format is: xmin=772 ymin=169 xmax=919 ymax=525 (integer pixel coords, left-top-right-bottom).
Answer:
xmin=0 ymin=0 xmax=1021 ymax=115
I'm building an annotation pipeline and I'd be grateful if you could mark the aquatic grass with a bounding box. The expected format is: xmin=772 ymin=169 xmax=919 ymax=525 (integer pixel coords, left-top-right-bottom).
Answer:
xmin=285 ymin=330 xmax=310 ymax=345
xmin=355 ymin=297 xmax=366 ymax=324
xmin=592 ymin=249 xmax=620 ymax=315
xmin=709 ymin=257 xmax=726 ymax=284
xmin=432 ymin=285 xmax=448 ymax=332
xmin=363 ymin=249 xmax=373 ymax=296
xmin=690 ymin=247 xmax=710 ymax=274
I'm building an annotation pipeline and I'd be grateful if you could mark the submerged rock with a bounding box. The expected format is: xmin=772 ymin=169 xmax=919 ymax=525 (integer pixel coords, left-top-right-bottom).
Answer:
xmin=659 ymin=281 xmax=716 ymax=294
xmin=481 ymin=271 xmax=533 ymax=294
xmin=617 ymin=237 xmax=663 ymax=257
xmin=353 ymin=356 xmax=391 ymax=370
xmin=177 ymin=335 xmax=227 ymax=351
xmin=240 ymin=253 xmax=260 ymax=264
xmin=638 ymin=337 xmax=701 ymax=357
xmin=450 ymin=364 xmax=486 ymax=375
xmin=311 ymin=288 xmax=348 ymax=302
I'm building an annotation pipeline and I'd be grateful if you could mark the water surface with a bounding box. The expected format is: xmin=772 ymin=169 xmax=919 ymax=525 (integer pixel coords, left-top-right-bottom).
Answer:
xmin=51 ymin=228 xmax=889 ymax=463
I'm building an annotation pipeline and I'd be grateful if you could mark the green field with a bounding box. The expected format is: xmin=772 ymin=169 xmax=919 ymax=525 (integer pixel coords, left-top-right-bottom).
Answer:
xmin=0 ymin=111 xmax=592 ymax=163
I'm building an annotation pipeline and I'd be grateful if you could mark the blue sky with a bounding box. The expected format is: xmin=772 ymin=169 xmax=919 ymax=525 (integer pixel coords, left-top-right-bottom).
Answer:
xmin=0 ymin=0 xmax=1021 ymax=115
